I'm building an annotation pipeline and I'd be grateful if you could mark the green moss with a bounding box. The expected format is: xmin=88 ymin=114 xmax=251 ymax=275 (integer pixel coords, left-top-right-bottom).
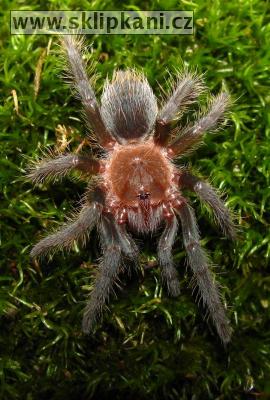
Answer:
xmin=0 ymin=0 xmax=269 ymax=398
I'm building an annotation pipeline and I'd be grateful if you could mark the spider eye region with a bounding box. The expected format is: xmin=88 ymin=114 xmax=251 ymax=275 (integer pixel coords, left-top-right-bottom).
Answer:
xmin=107 ymin=141 xmax=173 ymax=206
xmin=137 ymin=191 xmax=150 ymax=200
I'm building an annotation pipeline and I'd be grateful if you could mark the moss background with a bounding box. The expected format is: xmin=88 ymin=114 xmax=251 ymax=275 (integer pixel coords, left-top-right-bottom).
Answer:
xmin=0 ymin=0 xmax=269 ymax=399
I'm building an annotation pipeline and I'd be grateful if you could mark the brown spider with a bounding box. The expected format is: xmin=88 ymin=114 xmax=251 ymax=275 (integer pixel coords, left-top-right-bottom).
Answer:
xmin=29 ymin=35 xmax=236 ymax=344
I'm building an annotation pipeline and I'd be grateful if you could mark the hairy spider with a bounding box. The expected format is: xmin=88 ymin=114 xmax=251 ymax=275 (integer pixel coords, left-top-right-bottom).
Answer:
xmin=29 ymin=35 xmax=236 ymax=345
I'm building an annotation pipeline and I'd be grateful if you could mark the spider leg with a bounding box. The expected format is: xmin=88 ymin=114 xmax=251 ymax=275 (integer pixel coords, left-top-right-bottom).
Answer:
xmin=82 ymin=214 xmax=137 ymax=333
xmin=61 ymin=35 xmax=115 ymax=148
xmin=154 ymin=72 xmax=204 ymax=146
xmin=176 ymin=202 xmax=232 ymax=345
xmin=82 ymin=214 xmax=126 ymax=333
xmin=28 ymin=154 xmax=100 ymax=184
xmin=168 ymin=92 xmax=230 ymax=156
xmin=103 ymin=214 xmax=139 ymax=261
xmin=157 ymin=216 xmax=180 ymax=296
xmin=30 ymin=187 xmax=104 ymax=258
xmin=179 ymin=171 xmax=236 ymax=239
xmin=117 ymin=224 xmax=140 ymax=263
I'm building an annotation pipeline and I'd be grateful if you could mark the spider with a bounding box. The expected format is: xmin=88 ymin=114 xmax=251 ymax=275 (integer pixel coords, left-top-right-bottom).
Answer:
xmin=29 ymin=35 xmax=236 ymax=345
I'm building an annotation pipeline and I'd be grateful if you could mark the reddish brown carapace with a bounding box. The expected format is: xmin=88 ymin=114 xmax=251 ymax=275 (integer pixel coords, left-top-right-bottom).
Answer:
xmin=102 ymin=139 xmax=181 ymax=231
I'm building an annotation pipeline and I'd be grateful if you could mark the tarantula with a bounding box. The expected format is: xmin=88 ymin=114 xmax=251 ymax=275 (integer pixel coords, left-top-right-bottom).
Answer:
xmin=29 ymin=35 xmax=236 ymax=344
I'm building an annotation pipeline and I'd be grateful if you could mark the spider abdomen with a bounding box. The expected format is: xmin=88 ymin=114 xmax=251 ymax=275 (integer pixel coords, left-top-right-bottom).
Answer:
xmin=105 ymin=140 xmax=174 ymax=207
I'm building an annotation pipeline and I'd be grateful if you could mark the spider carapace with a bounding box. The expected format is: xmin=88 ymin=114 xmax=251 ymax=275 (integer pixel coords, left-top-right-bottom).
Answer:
xmin=29 ymin=35 xmax=236 ymax=345
xmin=103 ymin=141 xmax=181 ymax=231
